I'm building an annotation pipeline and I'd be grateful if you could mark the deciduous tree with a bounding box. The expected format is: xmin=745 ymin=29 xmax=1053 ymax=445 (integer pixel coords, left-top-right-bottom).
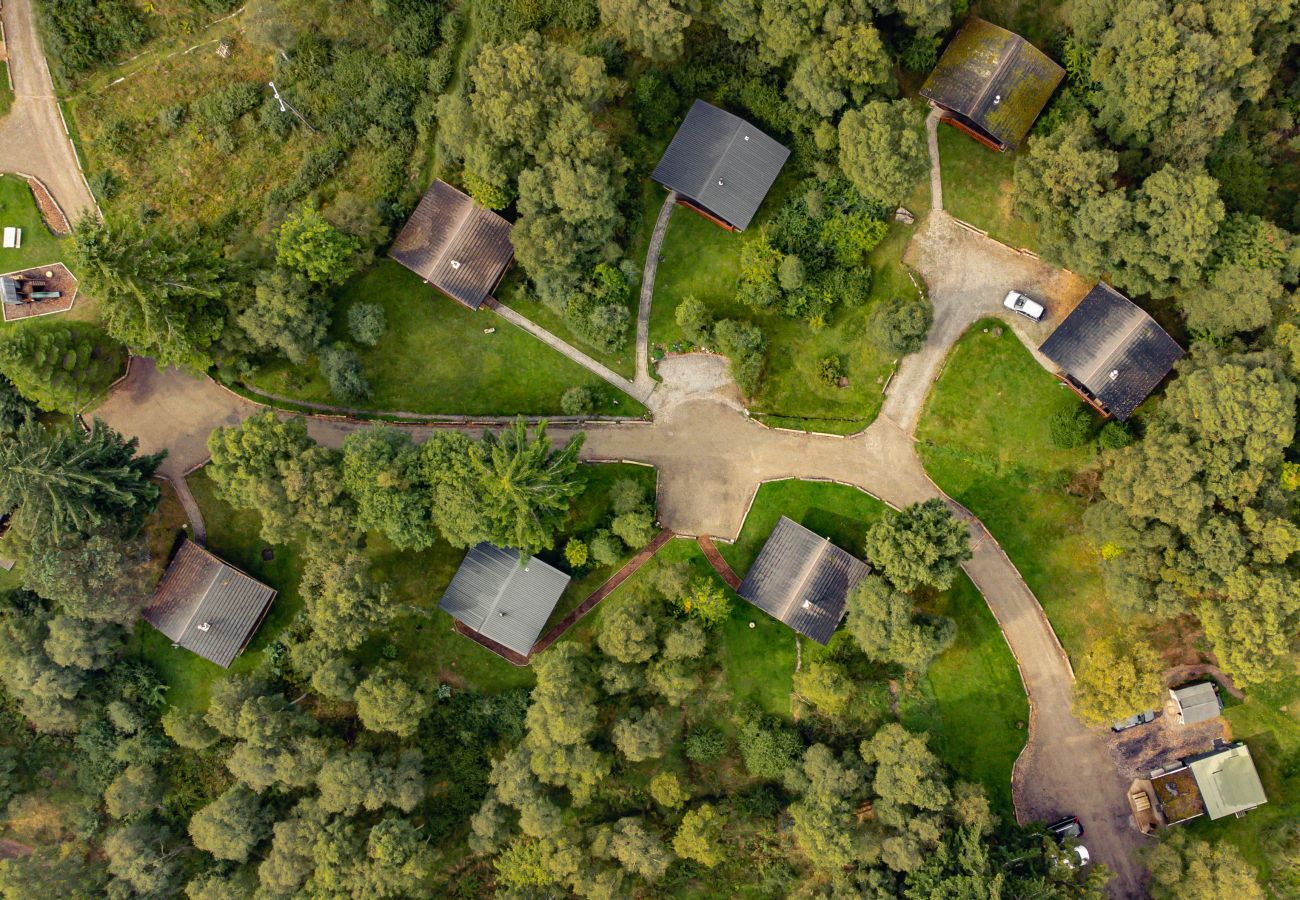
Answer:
xmin=839 ymin=101 xmax=927 ymax=207
xmin=1072 ymin=636 xmax=1164 ymax=727
xmin=275 ymin=203 xmax=358 ymax=285
xmin=863 ymin=499 xmax=971 ymax=593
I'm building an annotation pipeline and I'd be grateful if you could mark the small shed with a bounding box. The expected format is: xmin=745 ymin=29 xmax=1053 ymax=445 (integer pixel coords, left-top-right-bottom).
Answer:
xmin=920 ymin=18 xmax=1064 ymax=151
xmin=652 ymin=99 xmax=790 ymax=232
xmin=736 ymin=516 xmax=870 ymax=644
xmin=1170 ymin=683 xmax=1222 ymax=725
xmin=1186 ymin=743 xmax=1268 ymax=820
xmin=389 ymin=179 xmax=514 ymax=310
xmin=1038 ymin=283 xmax=1184 ymax=421
xmin=439 ymin=543 xmax=571 ymax=659
xmin=143 ymin=540 xmax=277 ymax=669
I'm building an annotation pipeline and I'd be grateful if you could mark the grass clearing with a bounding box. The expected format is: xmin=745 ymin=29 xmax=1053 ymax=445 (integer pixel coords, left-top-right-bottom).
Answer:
xmin=133 ymin=462 xmax=658 ymax=709
xmin=712 ymin=479 xmax=1028 ymax=806
xmin=917 ymin=320 xmax=1123 ymax=660
xmin=129 ymin=469 xmax=309 ymax=713
xmin=937 ymin=124 xmax=1039 ymax=252
xmin=245 ymin=260 xmax=645 ymax=417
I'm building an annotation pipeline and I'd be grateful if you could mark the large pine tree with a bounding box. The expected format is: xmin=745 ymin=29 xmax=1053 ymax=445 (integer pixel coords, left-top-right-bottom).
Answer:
xmin=0 ymin=417 xmax=164 ymax=539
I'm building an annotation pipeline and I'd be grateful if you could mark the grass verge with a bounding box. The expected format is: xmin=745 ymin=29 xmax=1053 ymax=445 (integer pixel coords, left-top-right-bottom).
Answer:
xmin=245 ymin=260 xmax=646 ymax=418
xmin=916 ymin=320 xmax=1122 ymax=661
xmin=937 ymin=124 xmax=1039 ymax=252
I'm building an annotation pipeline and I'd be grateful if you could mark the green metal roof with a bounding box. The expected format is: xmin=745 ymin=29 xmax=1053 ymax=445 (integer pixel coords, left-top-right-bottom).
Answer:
xmin=920 ymin=18 xmax=1064 ymax=149
xmin=1187 ymin=744 xmax=1267 ymax=820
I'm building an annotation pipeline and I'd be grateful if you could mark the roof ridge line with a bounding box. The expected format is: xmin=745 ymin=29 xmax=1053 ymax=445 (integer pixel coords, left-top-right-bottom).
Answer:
xmin=701 ymin=115 xmax=746 ymax=198
xmin=432 ymin=187 xmax=479 ymax=275
xmin=176 ymin=549 xmax=225 ymax=641
xmin=971 ymin=31 xmax=1022 ymax=115
xmin=777 ymin=528 xmax=833 ymax=623
xmin=1080 ymin=299 xmax=1152 ymax=386
xmin=477 ymin=551 xmax=523 ymax=630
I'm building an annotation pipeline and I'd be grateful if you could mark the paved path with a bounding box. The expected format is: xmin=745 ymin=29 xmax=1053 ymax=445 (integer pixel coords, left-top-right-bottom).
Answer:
xmin=925 ymin=106 xmax=944 ymax=212
xmin=493 ymin=303 xmax=653 ymax=405
xmin=697 ymin=535 xmax=741 ymax=589
xmin=636 ymin=192 xmax=677 ymax=389
xmin=0 ymin=0 xmax=98 ymax=222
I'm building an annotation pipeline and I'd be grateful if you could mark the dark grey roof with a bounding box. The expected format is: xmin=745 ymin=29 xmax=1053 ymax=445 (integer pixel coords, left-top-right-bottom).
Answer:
xmin=1039 ymin=283 xmax=1184 ymax=421
xmin=920 ymin=18 xmax=1064 ymax=150
xmin=388 ymin=180 xmax=514 ymax=310
xmin=736 ymin=517 xmax=869 ymax=645
xmin=143 ymin=540 xmax=277 ymax=669
xmin=652 ymin=99 xmax=790 ymax=231
xmin=1171 ymin=683 xmax=1221 ymax=725
xmin=439 ymin=543 xmax=571 ymax=657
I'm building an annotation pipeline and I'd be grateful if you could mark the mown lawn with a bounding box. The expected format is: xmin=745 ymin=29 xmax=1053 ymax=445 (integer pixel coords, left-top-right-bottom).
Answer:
xmin=913 ymin=575 xmax=1029 ymax=821
xmin=916 ymin=320 xmax=1121 ymax=660
xmin=246 ymin=260 xmax=646 ymax=417
xmin=647 ymin=171 xmax=927 ymax=434
xmin=133 ymin=462 xmax=659 ymax=710
xmin=714 ymin=478 xmax=1028 ymax=807
xmin=937 ymin=124 xmax=1039 ymax=251
xmin=0 ymin=175 xmax=68 ymax=274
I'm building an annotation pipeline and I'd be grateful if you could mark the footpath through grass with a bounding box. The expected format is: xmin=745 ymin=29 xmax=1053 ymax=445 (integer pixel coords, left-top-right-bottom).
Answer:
xmin=246 ymin=261 xmax=645 ymax=418
xmin=917 ymin=321 xmax=1119 ymax=660
xmin=647 ymin=174 xmax=926 ymax=434
xmin=937 ymin=125 xmax=1039 ymax=252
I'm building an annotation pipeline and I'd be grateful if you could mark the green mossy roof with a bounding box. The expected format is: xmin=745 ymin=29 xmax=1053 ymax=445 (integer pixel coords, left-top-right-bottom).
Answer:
xmin=920 ymin=18 xmax=1064 ymax=149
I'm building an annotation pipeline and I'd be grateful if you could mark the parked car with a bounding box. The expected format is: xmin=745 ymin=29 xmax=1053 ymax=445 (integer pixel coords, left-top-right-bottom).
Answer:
xmin=1048 ymin=815 xmax=1084 ymax=841
xmin=1067 ymin=845 xmax=1092 ymax=868
xmin=1003 ymin=290 xmax=1045 ymax=320
xmin=1111 ymin=709 xmax=1158 ymax=732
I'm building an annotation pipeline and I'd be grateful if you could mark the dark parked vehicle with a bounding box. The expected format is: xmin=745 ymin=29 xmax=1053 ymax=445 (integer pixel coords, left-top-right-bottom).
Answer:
xmin=1111 ymin=710 xmax=1158 ymax=732
xmin=1048 ymin=816 xmax=1083 ymax=841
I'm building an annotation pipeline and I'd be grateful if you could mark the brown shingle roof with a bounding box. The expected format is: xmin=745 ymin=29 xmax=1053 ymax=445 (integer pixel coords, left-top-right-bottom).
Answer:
xmin=143 ymin=540 xmax=277 ymax=668
xmin=388 ymin=180 xmax=514 ymax=310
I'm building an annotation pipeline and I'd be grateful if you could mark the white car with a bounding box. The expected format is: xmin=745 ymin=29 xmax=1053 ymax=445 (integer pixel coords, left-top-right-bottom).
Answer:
xmin=1068 ymin=845 xmax=1091 ymax=868
xmin=1003 ymin=290 xmax=1045 ymax=321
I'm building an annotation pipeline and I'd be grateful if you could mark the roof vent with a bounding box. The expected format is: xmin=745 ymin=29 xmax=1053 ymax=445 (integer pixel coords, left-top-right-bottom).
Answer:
xmin=1109 ymin=369 xmax=1119 ymax=380
xmin=498 ymin=611 xmax=507 ymax=617
xmin=717 ymin=178 xmax=725 ymax=186
xmin=197 ymin=622 xmax=211 ymax=632
xmin=801 ymin=599 xmax=813 ymax=611
xmin=993 ymin=94 xmax=1002 ymax=104
xmin=743 ymin=135 xmax=750 ymax=141
xmin=450 ymin=260 xmax=461 ymax=269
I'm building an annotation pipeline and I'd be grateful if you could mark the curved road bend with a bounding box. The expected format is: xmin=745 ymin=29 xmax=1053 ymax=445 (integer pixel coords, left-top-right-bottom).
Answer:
xmin=0 ymin=0 xmax=97 ymax=221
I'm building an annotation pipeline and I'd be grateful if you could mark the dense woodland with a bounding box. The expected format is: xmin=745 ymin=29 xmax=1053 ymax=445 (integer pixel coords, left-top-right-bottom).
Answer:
xmin=0 ymin=0 xmax=1298 ymax=895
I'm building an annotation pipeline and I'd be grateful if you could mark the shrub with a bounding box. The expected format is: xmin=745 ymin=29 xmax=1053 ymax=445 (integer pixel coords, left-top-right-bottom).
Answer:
xmin=675 ymin=295 xmax=713 ymax=346
xmin=612 ymin=510 xmax=656 ymax=549
xmin=778 ymin=254 xmax=806 ymax=292
xmin=561 ymin=386 xmax=594 ymax=416
xmin=193 ymin=83 xmax=261 ymax=130
xmin=1098 ymin=420 xmax=1132 ymax=449
xmin=714 ymin=318 xmax=766 ymax=395
xmin=817 ymin=355 xmax=844 ymax=388
xmin=347 ymin=303 xmax=387 ymax=346
xmin=674 ymin=577 xmax=732 ymax=629
xmin=158 ymin=105 xmax=186 ymax=131
xmin=738 ymin=718 xmax=801 ymax=779
xmin=610 ymin=478 xmax=646 ymax=515
xmin=318 ymin=343 xmax=370 ymax=403
xmin=1049 ymin=405 xmax=1095 ymax=449
xmin=684 ymin=726 xmax=726 ymax=764
xmin=589 ymin=529 xmax=623 ymax=567
xmin=873 ymin=298 xmax=933 ymax=355
xmin=564 ymin=539 xmax=589 ymax=569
